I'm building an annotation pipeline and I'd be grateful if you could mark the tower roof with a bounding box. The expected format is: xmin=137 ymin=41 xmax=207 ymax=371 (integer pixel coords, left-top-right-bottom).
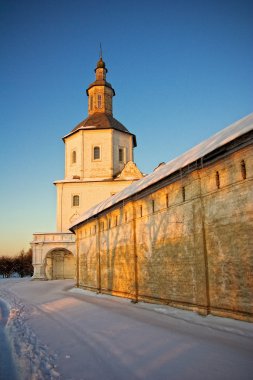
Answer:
xmin=63 ymin=112 xmax=137 ymax=146
xmin=86 ymin=80 xmax=115 ymax=96
xmin=86 ymin=56 xmax=114 ymax=95
xmin=63 ymin=55 xmax=136 ymax=146
xmin=96 ymin=57 xmax=107 ymax=71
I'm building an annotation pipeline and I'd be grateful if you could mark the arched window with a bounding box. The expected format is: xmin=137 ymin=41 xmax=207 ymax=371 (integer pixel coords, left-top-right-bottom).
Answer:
xmin=97 ymin=94 xmax=102 ymax=109
xmin=72 ymin=195 xmax=79 ymax=207
xmin=93 ymin=146 xmax=100 ymax=160
xmin=72 ymin=150 xmax=76 ymax=164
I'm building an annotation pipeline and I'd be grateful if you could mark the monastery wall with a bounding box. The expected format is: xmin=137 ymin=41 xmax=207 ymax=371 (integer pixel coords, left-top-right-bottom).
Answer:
xmin=76 ymin=144 xmax=253 ymax=321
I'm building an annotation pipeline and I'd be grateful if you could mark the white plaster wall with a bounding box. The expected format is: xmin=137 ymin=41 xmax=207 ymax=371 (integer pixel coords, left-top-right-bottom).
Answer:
xmin=65 ymin=133 xmax=83 ymax=179
xmin=112 ymin=130 xmax=133 ymax=176
xmin=55 ymin=180 xmax=136 ymax=232
xmin=82 ymin=129 xmax=113 ymax=179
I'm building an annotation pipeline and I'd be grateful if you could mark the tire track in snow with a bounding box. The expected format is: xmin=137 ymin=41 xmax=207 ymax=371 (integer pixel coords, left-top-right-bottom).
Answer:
xmin=0 ymin=282 xmax=60 ymax=380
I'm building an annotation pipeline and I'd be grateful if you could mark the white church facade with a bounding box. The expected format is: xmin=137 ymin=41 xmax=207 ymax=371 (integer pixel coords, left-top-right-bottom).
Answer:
xmin=31 ymin=56 xmax=143 ymax=280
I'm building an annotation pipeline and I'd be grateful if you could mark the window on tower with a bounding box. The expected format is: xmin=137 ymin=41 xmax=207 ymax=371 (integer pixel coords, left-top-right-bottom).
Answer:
xmin=93 ymin=146 xmax=101 ymax=160
xmin=119 ymin=148 xmax=124 ymax=163
xmin=97 ymin=94 xmax=102 ymax=108
xmin=90 ymin=95 xmax=93 ymax=111
xmin=72 ymin=150 xmax=76 ymax=164
xmin=72 ymin=195 xmax=79 ymax=207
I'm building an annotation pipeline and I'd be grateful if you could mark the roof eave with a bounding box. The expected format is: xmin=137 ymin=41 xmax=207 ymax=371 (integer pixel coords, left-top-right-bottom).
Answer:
xmin=86 ymin=82 xmax=115 ymax=96
xmin=63 ymin=127 xmax=137 ymax=142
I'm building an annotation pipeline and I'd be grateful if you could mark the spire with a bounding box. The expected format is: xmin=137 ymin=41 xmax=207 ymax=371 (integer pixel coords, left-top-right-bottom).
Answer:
xmin=95 ymin=43 xmax=107 ymax=74
xmin=99 ymin=42 xmax=102 ymax=59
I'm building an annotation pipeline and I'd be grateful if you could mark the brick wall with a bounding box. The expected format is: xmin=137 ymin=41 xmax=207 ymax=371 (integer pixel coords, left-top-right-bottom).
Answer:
xmin=76 ymin=145 xmax=253 ymax=321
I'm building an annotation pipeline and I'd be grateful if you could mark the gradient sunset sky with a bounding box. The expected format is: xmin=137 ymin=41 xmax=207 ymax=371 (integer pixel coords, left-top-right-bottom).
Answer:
xmin=0 ymin=0 xmax=252 ymax=255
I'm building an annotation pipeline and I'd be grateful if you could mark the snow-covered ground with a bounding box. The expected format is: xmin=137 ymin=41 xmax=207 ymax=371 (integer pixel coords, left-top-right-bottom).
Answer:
xmin=0 ymin=278 xmax=253 ymax=380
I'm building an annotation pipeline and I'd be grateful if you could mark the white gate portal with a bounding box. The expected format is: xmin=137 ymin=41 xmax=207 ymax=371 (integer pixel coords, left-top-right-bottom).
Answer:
xmin=46 ymin=250 xmax=75 ymax=280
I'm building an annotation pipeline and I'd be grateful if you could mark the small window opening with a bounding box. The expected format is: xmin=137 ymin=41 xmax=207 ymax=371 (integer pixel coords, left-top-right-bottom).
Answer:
xmin=94 ymin=225 xmax=96 ymax=234
xmin=152 ymin=200 xmax=155 ymax=213
xmin=119 ymin=148 xmax=124 ymax=162
xmin=93 ymin=146 xmax=100 ymax=160
xmin=90 ymin=95 xmax=93 ymax=111
xmin=108 ymin=219 xmax=111 ymax=229
xmin=97 ymin=94 xmax=102 ymax=108
xmin=241 ymin=160 xmax=246 ymax=180
xmin=182 ymin=187 xmax=186 ymax=202
xmin=124 ymin=212 xmax=127 ymax=223
xmin=72 ymin=150 xmax=76 ymax=164
xmin=72 ymin=195 xmax=79 ymax=206
xmin=216 ymin=171 xmax=220 ymax=189
xmin=166 ymin=194 xmax=169 ymax=208
xmin=115 ymin=216 xmax=118 ymax=226
xmin=140 ymin=205 xmax=143 ymax=217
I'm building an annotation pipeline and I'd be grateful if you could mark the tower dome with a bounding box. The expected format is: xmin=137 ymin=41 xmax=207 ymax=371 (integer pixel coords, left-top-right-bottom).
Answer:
xmin=96 ymin=57 xmax=106 ymax=70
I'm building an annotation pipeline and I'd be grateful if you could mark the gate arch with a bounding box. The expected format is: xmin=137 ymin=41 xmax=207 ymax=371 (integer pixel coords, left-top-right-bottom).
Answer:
xmin=45 ymin=249 xmax=75 ymax=280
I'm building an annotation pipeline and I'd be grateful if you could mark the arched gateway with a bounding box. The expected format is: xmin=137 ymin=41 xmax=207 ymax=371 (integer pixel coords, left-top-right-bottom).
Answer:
xmin=31 ymin=232 xmax=76 ymax=281
xmin=45 ymin=249 xmax=75 ymax=280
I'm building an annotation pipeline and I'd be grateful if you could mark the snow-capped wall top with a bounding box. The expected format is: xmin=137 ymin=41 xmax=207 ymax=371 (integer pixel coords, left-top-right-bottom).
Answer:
xmin=70 ymin=113 xmax=253 ymax=231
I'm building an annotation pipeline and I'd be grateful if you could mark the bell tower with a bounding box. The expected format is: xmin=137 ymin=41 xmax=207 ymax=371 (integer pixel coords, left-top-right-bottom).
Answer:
xmin=86 ymin=54 xmax=115 ymax=116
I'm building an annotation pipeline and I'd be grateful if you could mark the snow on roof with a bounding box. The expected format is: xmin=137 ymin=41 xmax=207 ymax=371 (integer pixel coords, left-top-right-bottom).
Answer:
xmin=70 ymin=113 xmax=253 ymax=231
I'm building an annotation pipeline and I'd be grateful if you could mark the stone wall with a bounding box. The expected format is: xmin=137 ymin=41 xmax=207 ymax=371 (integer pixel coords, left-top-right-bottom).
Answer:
xmin=76 ymin=145 xmax=253 ymax=321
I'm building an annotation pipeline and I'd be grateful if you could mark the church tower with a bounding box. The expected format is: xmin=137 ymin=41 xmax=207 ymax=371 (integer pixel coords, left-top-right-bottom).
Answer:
xmin=32 ymin=54 xmax=143 ymax=281
xmin=54 ymin=55 xmax=142 ymax=232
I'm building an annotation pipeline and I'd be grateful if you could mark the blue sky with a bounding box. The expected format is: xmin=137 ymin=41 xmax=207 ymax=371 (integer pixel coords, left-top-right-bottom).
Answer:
xmin=0 ymin=0 xmax=252 ymax=256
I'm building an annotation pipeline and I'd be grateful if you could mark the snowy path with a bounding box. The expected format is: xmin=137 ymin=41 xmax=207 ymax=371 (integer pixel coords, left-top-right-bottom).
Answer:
xmin=0 ymin=278 xmax=253 ymax=380
xmin=0 ymin=298 xmax=18 ymax=380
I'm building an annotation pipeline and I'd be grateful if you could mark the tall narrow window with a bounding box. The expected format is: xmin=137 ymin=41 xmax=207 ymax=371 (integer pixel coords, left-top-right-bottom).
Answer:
xmin=72 ymin=150 xmax=76 ymax=164
xmin=182 ymin=187 xmax=186 ymax=202
xmin=72 ymin=195 xmax=79 ymax=206
xmin=119 ymin=148 xmax=124 ymax=162
xmin=241 ymin=160 xmax=246 ymax=180
xmin=93 ymin=146 xmax=100 ymax=160
xmin=140 ymin=205 xmax=143 ymax=217
xmin=97 ymin=94 xmax=102 ymax=108
xmin=152 ymin=200 xmax=155 ymax=213
xmin=90 ymin=95 xmax=93 ymax=111
xmin=216 ymin=171 xmax=220 ymax=189
xmin=115 ymin=215 xmax=118 ymax=226
xmin=166 ymin=194 xmax=169 ymax=208
xmin=124 ymin=212 xmax=128 ymax=223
